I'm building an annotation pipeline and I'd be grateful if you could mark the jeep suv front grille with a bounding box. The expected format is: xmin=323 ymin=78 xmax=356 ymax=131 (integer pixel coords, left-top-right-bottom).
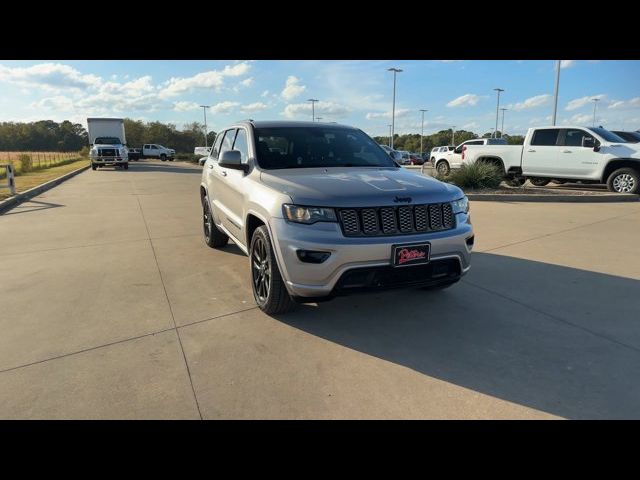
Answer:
xmin=337 ymin=203 xmax=454 ymax=237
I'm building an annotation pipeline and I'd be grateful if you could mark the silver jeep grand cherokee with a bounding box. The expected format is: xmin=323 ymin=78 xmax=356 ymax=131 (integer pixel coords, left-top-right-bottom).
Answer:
xmin=200 ymin=121 xmax=474 ymax=314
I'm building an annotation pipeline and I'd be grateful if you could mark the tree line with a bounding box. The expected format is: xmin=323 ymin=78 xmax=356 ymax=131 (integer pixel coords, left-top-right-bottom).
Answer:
xmin=0 ymin=119 xmax=215 ymax=153
xmin=372 ymin=129 xmax=525 ymax=153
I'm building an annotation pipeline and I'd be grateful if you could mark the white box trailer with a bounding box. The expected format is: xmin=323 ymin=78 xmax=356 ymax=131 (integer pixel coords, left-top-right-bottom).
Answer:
xmin=87 ymin=118 xmax=126 ymax=145
xmin=87 ymin=118 xmax=129 ymax=170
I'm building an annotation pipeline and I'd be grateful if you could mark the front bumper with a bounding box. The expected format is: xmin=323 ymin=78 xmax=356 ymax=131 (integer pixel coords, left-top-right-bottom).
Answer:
xmin=91 ymin=157 xmax=127 ymax=165
xmin=269 ymin=213 xmax=473 ymax=298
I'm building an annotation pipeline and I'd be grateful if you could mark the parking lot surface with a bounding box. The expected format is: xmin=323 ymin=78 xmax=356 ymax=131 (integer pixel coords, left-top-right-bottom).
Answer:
xmin=0 ymin=160 xmax=638 ymax=419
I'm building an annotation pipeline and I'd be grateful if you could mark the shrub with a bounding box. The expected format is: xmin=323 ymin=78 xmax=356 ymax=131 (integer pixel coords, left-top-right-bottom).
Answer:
xmin=175 ymin=153 xmax=200 ymax=163
xmin=79 ymin=146 xmax=90 ymax=157
xmin=18 ymin=154 xmax=33 ymax=173
xmin=445 ymin=162 xmax=503 ymax=190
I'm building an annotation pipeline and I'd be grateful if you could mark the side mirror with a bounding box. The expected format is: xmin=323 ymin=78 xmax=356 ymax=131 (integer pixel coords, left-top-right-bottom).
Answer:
xmin=582 ymin=136 xmax=595 ymax=148
xmin=219 ymin=150 xmax=248 ymax=172
xmin=454 ymin=146 xmax=463 ymax=154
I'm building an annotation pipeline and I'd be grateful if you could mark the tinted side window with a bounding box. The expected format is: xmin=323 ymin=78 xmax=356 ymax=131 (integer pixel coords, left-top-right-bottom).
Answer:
xmin=531 ymin=129 xmax=560 ymax=146
xmin=465 ymin=140 xmax=483 ymax=146
xmin=562 ymin=129 xmax=589 ymax=147
xmin=211 ymin=132 xmax=225 ymax=159
xmin=232 ymin=129 xmax=249 ymax=163
xmin=219 ymin=129 xmax=237 ymax=157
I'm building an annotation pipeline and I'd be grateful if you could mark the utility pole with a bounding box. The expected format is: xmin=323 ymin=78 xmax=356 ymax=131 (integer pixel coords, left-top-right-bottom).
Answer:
xmin=388 ymin=67 xmax=403 ymax=149
xmin=552 ymin=60 xmax=561 ymax=125
xmin=199 ymin=105 xmax=210 ymax=148
xmin=500 ymin=108 xmax=508 ymax=137
xmin=419 ymin=109 xmax=428 ymax=156
xmin=493 ymin=88 xmax=504 ymax=138
xmin=307 ymin=99 xmax=319 ymax=122
xmin=451 ymin=126 xmax=456 ymax=146
xmin=388 ymin=124 xmax=392 ymax=148
xmin=592 ymin=98 xmax=600 ymax=127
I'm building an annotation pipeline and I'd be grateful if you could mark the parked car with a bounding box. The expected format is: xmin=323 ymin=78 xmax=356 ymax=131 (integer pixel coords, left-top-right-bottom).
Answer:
xmin=461 ymin=126 xmax=640 ymax=193
xmin=408 ymin=153 xmax=424 ymax=165
xmin=127 ymin=144 xmax=175 ymax=161
xmin=87 ymin=118 xmax=129 ymax=170
xmin=201 ymin=120 xmax=473 ymax=314
xmin=432 ymin=138 xmax=507 ymax=175
xmin=195 ymin=146 xmax=212 ymax=156
xmin=397 ymin=150 xmax=412 ymax=165
xmin=611 ymin=131 xmax=640 ymax=143
xmin=429 ymin=146 xmax=454 ymax=164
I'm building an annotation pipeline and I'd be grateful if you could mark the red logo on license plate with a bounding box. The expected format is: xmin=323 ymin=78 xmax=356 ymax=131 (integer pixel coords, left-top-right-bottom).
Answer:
xmin=397 ymin=248 xmax=426 ymax=265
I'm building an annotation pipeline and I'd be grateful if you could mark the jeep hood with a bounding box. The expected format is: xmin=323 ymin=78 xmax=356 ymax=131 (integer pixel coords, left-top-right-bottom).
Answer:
xmin=259 ymin=167 xmax=463 ymax=207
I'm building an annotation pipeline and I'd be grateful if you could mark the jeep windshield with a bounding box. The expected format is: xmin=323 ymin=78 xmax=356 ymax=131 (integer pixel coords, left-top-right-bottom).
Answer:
xmin=95 ymin=137 xmax=121 ymax=144
xmin=253 ymin=127 xmax=398 ymax=169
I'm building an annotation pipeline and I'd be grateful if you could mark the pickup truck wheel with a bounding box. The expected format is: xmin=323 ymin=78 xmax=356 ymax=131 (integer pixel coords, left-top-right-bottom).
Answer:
xmin=529 ymin=177 xmax=550 ymax=187
xmin=91 ymin=163 xmax=97 ymax=171
xmin=203 ymin=198 xmax=229 ymax=248
xmin=123 ymin=163 xmax=129 ymax=170
xmin=250 ymin=226 xmax=296 ymax=314
xmin=506 ymin=177 xmax=526 ymax=187
xmin=160 ymin=154 xmax=167 ymax=162
xmin=436 ymin=160 xmax=450 ymax=176
xmin=607 ymin=168 xmax=639 ymax=194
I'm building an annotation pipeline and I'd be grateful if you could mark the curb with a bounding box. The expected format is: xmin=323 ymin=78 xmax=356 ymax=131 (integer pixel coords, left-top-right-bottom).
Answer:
xmin=0 ymin=164 xmax=90 ymax=214
xmin=466 ymin=193 xmax=639 ymax=202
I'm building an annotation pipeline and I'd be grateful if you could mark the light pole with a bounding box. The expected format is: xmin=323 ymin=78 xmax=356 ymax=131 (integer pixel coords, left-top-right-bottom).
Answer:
xmin=315 ymin=117 xmax=323 ymax=122
xmin=419 ymin=109 xmax=428 ymax=156
xmin=500 ymin=108 xmax=508 ymax=137
xmin=493 ymin=88 xmax=504 ymax=138
xmin=307 ymin=98 xmax=319 ymax=122
xmin=199 ymin=105 xmax=210 ymax=148
xmin=451 ymin=126 xmax=456 ymax=146
xmin=552 ymin=60 xmax=561 ymax=125
xmin=388 ymin=67 xmax=403 ymax=149
xmin=388 ymin=124 xmax=392 ymax=148
xmin=592 ymin=98 xmax=600 ymax=127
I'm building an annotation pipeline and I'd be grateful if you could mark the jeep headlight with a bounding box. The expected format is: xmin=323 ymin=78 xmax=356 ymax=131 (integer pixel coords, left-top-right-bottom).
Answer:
xmin=451 ymin=196 xmax=469 ymax=214
xmin=283 ymin=204 xmax=337 ymax=224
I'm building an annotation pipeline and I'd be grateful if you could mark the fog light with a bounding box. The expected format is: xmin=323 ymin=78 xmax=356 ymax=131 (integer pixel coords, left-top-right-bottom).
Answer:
xmin=466 ymin=235 xmax=475 ymax=248
xmin=297 ymin=250 xmax=331 ymax=264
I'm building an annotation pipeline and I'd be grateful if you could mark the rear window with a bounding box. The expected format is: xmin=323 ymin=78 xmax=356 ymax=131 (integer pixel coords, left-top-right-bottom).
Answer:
xmin=531 ymin=129 xmax=560 ymax=146
xmin=486 ymin=138 xmax=507 ymax=145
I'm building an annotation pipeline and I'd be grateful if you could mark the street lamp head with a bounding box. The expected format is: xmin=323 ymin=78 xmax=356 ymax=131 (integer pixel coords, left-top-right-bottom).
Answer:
xmin=388 ymin=68 xmax=403 ymax=73
xmin=420 ymin=109 xmax=428 ymax=113
xmin=494 ymin=88 xmax=505 ymax=93
xmin=307 ymin=98 xmax=318 ymax=102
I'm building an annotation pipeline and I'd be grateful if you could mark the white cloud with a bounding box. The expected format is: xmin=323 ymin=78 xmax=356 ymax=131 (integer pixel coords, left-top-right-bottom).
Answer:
xmin=31 ymin=96 xmax=74 ymax=111
xmin=508 ymin=94 xmax=551 ymax=111
xmin=565 ymin=94 xmax=606 ymax=111
xmin=283 ymin=101 xmax=349 ymax=119
xmin=261 ymin=90 xmax=269 ymax=97
xmin=159 ymin=62 xmax=251 ymax=98
xmin=241 ymin=102 xmax=268 ymax=112
xmin=173 ymin=101 xmax=200 ymax=112
xmin=365 ymin=108 xmax=411 ymax=120
xmin=447 ymin=94 xmax=480 ymax=107
xmin=211 ymin=101 xmax=240 ymax=114
xmin=281 ymin=76 xmax=306 ymax=100
xmin=608 ymin=97 xmax=640 ymax=110
xmin=560 ymin=60 xmax=576 ymax=69
xmin=462 ymin=122 xmax=480 ymax=130
xmin=569 ymin=113 xmax=592 ymax=125
xmin=240 ymin=77 xmax=253 ymax=87
xmin=0 ymin=62 xmax=102 ymax=91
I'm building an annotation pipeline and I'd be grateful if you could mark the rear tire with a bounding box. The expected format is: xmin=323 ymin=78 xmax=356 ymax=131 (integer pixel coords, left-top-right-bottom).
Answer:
xmin=529 ymin=177 xmax=550 ymax=187
xmin=203 ymin=197 xmax=229 ymax=248
xmin=607 ymin=168 xmax=639 ymax=194
xmin=250 ymin=226 xmax=296 ymax=314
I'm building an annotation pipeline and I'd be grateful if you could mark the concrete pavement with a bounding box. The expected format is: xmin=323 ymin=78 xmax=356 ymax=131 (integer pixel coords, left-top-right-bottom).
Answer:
xmin=0 ymin=160 xmax=638 ymax=419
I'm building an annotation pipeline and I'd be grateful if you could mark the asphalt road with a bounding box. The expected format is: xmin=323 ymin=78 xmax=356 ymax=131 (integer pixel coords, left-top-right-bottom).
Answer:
xmin=0 ymin=160 xmax=639 ymax=419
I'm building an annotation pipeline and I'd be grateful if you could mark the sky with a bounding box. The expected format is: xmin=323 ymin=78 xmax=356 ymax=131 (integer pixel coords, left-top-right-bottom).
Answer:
xmin=1 ymin=60 xmax=639 ymax=138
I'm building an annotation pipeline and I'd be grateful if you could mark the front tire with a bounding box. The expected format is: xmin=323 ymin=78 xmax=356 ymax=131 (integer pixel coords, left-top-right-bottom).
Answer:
xmin=607 ymin=168 xmax=639 ymax=194
xmin=123 ymin=163 xmax=129 ymax=170
xmin=91 ymin=163 xmax=97 ymax=170
xmin=203 ymin=198 xmax=229 ymax=248
xmin=160 ymin=154 xmax=167 ymax=162
xmin=250 ymin=226 xmax=296 ymax=314
xmin=529 ymin=177 xmax=550 ymax=187
xmin=436 ymin=160 xmax=450 ymax=176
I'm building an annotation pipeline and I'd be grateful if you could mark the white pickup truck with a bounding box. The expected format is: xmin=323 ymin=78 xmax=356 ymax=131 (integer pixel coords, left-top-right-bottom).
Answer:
xmin=461 ymin=126 xmax=640 ymax=193
xmin=432 ymin=138 xmax=507 ymax=175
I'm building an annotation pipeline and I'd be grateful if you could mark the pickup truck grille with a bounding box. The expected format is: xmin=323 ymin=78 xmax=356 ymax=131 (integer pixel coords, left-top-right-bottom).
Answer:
xmin=98 ymin=149 xmax=117 ymax=157
xmin=338 ymin=203 xmax=454 ymax=237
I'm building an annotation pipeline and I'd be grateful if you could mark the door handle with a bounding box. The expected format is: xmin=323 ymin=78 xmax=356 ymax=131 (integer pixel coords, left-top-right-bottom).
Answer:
xmin=220 ymin=171 xmax=227 ymax=177
xmin=527 ymin=149 xmax=536 ymax=152
xmin=208 ymin=164 xmax=214 ymax=169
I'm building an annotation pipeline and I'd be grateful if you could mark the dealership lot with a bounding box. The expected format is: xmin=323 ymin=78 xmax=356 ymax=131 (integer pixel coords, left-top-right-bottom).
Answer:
xmin=0 ymin=160 xmax=638 ymax=419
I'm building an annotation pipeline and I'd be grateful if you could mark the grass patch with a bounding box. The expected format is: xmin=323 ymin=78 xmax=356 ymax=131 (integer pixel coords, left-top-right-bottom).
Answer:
xmin=438 ymin=162 xmax=504 ymax=190
xmin=0 ymin=158 xmax=89 ymax=200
